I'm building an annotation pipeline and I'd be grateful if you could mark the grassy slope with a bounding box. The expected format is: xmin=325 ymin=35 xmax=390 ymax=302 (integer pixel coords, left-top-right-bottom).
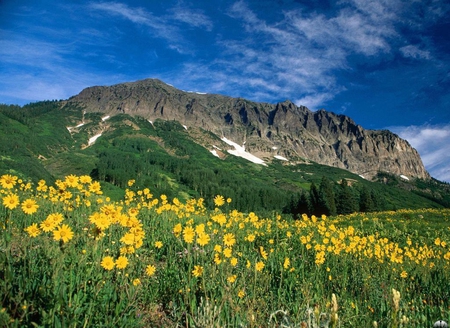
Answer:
xmin=0 ymin=102 xmax=447 ymax=212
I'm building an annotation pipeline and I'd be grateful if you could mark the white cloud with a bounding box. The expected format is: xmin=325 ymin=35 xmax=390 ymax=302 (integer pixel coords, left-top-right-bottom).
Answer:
xmin=165 ymin=0 xmax=404 ymax=109
xmin=171 ymin=5 xmax=213 ymax=31
xmin=391 ymin=124 xmax=450 ymax=182
xmin=400 ymin=45 xmax=431 ymax=60
xmin=89 ymin=2 xmax=152 ymax=25
xmin=295 ymin=93 xmax=338 ymax=110
xmin=88 ymin=1 xmax=202 ymax=54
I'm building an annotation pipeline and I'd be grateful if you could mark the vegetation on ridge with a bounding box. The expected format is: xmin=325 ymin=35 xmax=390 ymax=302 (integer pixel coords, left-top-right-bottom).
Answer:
xmin=1 ymin=102 xmax=449 ymax=217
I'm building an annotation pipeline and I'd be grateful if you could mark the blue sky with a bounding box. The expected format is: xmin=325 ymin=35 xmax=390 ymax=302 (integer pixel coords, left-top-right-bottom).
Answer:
xmin=1 ymin=0 xmax=450 ymax=181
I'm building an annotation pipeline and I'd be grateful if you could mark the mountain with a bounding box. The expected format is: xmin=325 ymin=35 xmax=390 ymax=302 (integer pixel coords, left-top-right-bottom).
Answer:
xmin=66 ymin=78 xmax=429 ymax=181
xmin=2 ymin=79 xmax=449 ymax=215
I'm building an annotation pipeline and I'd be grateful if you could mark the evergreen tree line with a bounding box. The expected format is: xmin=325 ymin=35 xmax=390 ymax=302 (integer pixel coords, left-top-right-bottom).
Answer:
xmin=91 ymin=135 xmax=385 ymax=216
xmin=284 ymin=176 xmax=385 ymax=217
xmin=90 ymin=135 xmax=294 ymax=212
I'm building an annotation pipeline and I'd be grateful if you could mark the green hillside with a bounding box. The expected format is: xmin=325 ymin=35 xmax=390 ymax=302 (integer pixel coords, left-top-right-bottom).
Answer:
xmin=0 ymin=102 xmax=449 ymax=215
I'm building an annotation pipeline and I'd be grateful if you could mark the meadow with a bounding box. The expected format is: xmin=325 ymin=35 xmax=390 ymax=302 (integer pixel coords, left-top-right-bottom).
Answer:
xmin=1 ymin=173 xmax=449 ymax=327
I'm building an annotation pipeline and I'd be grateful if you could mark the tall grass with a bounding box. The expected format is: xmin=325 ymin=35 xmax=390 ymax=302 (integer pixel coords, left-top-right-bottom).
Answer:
xmin=1 ymin=174 xmax=449 ymax=327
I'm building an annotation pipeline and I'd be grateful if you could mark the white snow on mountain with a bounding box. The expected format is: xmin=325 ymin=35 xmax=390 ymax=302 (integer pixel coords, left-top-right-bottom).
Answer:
xmin=210 ymin=149 xmax=220 ymax=158
xmin=221 ymin=137 xmax=266 ymax=166
xmin=274 ymin=155 xmax=288 ymax=161
xmin=66 ymin=122 xmax=85 ymax=132
xmin=88 ymin=133 xmax=102 ymax=146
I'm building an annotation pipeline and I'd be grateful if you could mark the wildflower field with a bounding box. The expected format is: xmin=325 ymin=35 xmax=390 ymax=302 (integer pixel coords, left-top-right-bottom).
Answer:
xmin=1 ymin=174 xmax=449 ymax=327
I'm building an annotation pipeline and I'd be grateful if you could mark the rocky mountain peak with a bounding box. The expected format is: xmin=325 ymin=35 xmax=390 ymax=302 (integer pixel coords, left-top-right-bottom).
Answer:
xmin=67 ymin=79 xmax=430 ymax=181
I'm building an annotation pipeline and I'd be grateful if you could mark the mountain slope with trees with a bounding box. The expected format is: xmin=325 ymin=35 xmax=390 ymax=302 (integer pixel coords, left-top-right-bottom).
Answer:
xmin=1 ymin=101 xmax=449 ymax=216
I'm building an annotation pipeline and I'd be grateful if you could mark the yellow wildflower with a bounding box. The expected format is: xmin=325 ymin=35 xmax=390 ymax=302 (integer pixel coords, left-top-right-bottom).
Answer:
xmin=3 ymin=193 xmax=19 ymax=210
xmin=115 ymin=256 xmax=129 ymax=269
xmin=227 ymin=275 xmax=237 ymax=283
xmin=21 ymin=198 xmax=39 ymax=215
xmin=79 ymin=175 xmax=92 ymax=184
xmin=223 ymin=233 xmax=236 ymax=247
xmin=192 ymin=265 xmax=203 ymax=277
xmin=214 ymin=253 xmax=222 ymax=265
xmin=183 ymin=226 xmax=195 ymax=244
xmin=25 ymin=223 xmax=40 ymax=237
xmin=64 ymin=175 xmax=79 ymax=188
xmin=260 ymin=246 xmax=268 ymax=260
xmin=145 ymin=264 xmax=156 ymax=277
xmin=255 ymin=261 xmax=265 ymax=272
xmin=214 ymin=195 xmax=225 ymax=207
xmin=101 ymin=256 xmax=115 ymax=270
xmin=197 ymin=233 xmax=211 ymax=246
xmin=0 ymin=174 xmax=18 ymax=189
xmin=223 ymin=247 xmax=232 ymax=258
xmin=89 ymin=181 xmax=102 ymax=194
xmin=53 ymin=224 xmax=74 ymax=243
xmin=173 ymin=223 xmax=182 ymax=237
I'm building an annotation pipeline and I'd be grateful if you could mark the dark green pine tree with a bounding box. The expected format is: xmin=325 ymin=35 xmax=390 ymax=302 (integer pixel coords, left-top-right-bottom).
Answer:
xmin=297 ymin=192 xmax=311 ymax=217
xmin=336 ymin=178 xmax=358 ymax=214
xmin=309 ymin=182 xmax=321 ymax=216
xmin=319 ymin=176 xmax=337 ymax=216
xmin=359 ymin=185 xmax=375 ymax=212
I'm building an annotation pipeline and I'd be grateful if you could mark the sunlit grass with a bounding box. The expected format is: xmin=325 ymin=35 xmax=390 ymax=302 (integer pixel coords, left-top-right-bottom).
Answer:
xmin=1 ymin=174 xmax=449 ymax=327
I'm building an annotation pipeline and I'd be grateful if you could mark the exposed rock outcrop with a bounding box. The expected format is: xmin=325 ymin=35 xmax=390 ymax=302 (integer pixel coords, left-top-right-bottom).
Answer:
xmin=66 ymin=78 xmax=430 ymax=180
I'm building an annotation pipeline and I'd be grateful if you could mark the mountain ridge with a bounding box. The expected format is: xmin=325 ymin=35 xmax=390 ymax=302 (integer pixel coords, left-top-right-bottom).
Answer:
xmin=66 ymin=78 xmax=430 ymax=181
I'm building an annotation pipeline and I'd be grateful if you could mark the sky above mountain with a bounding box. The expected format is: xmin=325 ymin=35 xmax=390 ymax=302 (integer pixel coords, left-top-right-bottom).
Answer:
xmin=1 ymin=0 xmax=449 ymax=182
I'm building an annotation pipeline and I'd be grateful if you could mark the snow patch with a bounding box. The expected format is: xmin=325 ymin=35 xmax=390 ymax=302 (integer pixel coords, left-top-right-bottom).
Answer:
xmin=183 ymin=125 xmax=188 ymax=130
xmin=272 ymin=146 xmax=278 ymax=150
xmin=88 ymin=133 xmax=102 ymax=146
xmin=102 ymin=115 xmax=110 ymax=121
xmin=274 ymin=155 xmax=288 ymax=161
xmin=213 ymin=145 xmax=222 ymax=150
xmin=210 ymin=149 xmax=220 ymax=158
xmin=67 ymin=122 xmax=85 ymax=132
xmin=359 ymin=175 xmax=366 ymax=179
xmin=195 ymin=92 xmax=207 ymax=95
xmin=221 ymin=137 xmax=266 ymax=166
xmin=400 ymin=174 xmax=409 ymax=181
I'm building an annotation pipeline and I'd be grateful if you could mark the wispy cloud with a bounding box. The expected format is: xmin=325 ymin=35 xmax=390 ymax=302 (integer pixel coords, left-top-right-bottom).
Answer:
xmin=400 ymin=45 xmax=431 ymax=60
xmin=88 ymin=1 xmax=213 ymax=54
xmin=391 ymin=124 xmax=450 ymax=182
xmin=170 ymin=5 xmax=213 ymax=31
xmin=172 ymin=0 xmax=400 ymax=109
xmin=165 ymin=0 xmax=449 ymax=111
xmin=0 ymin=27 xmax=123 ymax=103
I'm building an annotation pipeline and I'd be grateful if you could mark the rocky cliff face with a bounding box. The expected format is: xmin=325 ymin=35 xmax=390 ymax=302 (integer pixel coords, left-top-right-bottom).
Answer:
xmin=67 ymin=78 xmax=430 ymax=180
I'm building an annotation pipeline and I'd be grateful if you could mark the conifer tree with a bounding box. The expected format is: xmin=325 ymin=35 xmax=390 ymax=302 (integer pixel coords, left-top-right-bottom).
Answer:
xmin=309 ymin=182 xmax=321 ymax=215
xmin=319 ymin=176 xmax=337 ymax=216
xmin=359 ymin=185 xmax=374 ymax=212
xmin=336 ymin=178 xmax=358 ymax=214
